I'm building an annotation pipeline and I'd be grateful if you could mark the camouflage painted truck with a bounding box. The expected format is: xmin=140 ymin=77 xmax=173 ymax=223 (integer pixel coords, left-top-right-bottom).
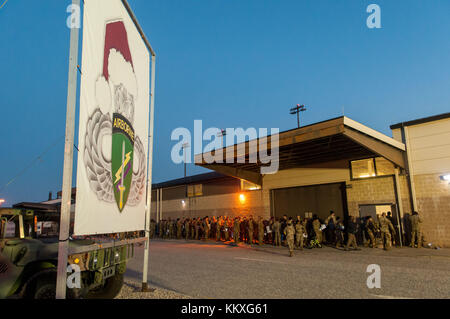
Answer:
xmin=0 ymin=208 xmax=142 ymax=299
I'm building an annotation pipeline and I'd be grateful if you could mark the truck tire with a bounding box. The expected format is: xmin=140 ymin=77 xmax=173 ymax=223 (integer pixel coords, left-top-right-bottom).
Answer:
xmin=24 ymin=270 xmax=80 ymax=299
xmin=85 ymin=273 xmax=124 ymax=299
xmin=29 ymin=272 xmax=57 ymax=299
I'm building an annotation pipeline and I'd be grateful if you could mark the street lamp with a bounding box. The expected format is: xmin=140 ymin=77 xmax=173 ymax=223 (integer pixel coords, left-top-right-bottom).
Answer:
xmin=290 ymin=104 xmax=307 ymax=128
xmin=0 ymin=199 xmax=5 ymax=207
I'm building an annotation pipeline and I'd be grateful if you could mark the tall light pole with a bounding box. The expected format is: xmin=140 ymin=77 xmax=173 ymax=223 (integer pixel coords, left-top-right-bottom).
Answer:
xmin=182 ymin=142 xmax=190 ymax=199
xmin=182 ymin=142 xmax=190 ymax=178
xmin=290 ymin=104 xmax=307 ymax=128
xmin=217 ymin=128 xmax=227 ymax=149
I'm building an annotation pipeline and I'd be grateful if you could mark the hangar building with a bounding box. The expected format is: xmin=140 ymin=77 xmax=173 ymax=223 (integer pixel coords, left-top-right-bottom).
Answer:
xmin=151 ymin=113 xmax=450 ymax=247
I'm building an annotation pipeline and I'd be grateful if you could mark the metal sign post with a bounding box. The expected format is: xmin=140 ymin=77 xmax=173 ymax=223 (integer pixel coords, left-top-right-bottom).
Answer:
xmin=119 ymin=0 xmax=157 ymax=293
xmin=142 ymin=55 xmax=156 ymax=292
xmin=56 ymin=0 xmax=80 ymax=299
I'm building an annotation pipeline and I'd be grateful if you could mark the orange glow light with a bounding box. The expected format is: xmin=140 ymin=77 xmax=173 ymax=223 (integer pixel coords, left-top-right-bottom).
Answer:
xmin=239 ymin=193 xmax=246 ymax=204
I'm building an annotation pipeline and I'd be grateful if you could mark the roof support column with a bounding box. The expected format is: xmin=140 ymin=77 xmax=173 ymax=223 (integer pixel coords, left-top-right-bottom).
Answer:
xmin=393 ymin=167 xmax=404 ymax=247
xmin=403 ymin=126 xmax=418 ymax=212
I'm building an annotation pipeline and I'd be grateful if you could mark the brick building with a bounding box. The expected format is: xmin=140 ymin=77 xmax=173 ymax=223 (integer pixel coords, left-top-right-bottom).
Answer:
xmin=152 ymin=113 xmax=450 ymax=247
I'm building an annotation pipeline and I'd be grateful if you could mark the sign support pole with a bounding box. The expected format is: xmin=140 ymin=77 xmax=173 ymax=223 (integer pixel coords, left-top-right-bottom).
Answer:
xmin=142 ymin=54 xmax=156 ymax=292
xmin=56 ymin=0 xmax=80 ymax=299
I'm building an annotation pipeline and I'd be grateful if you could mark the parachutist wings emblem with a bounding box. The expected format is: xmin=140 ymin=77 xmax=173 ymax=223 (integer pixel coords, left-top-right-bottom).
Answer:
xmin=83 ymin=109 xmax=146 ymax=207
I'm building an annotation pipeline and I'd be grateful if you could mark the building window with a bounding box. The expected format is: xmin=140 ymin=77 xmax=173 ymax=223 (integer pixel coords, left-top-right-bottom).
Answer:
xmin=375 ymin=157 xmax=395 ymax=176
xmin=350 ymin=157 xmax=394 ymax=179
xmin=351 ymin=158 xmax=376 ymax=179
xmin=187 ymin=184 xmax=203 ymax=197
xmin=240 ymin=180 xmax=261 ymax=191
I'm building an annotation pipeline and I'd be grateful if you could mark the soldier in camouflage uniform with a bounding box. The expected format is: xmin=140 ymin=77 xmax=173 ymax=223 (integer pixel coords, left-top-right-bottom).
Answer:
xmin=324 ymin=211 xmax=337 ymax=244
xmin=203 ymin=217 xmax=210 ymax=240
xmin=160 ymin=220 xmax=164 ymax=238
xmin=190 ymin=219 xmax=196 ymax=239
xmin=191 ymin=219 xmax=195 ymax=240
xmin=257 ymin=217 xmax=265 ymax=245
xmin=345 ymin=216 xmax=359 ymax=251
xmin=335 ymin=217 xmax=345 ymax=248
xmin=295 ymin=218 xmax=305 ymax=250
xmin=162 ymin=219 xmax=167 ymax=238
xmin=247 ymin=216 xmax=254 ymax=245
xmin=410 ymin=211 xmax=423 ymax=248
xmin=214 ymin=217 xmax=220 ymax=241
xmin=233 ymin=217 xmax=240 ymax=244
xmin=365 ymin=216 xmax=377 ymax=248
xmin=184 ymin=218 xmax=190 ymax=240
xmin=168 ymin=218 xmax=174 ymax=239
xmin=284 ymin=219 xmax=296 ymax=257
xmin=176 ymin=218 xmax=182 ymax=239
xmin=312 ymin=215 xmax=322 ymax=243
xmin=194 ymin=219 xmax=200 ymax=240
xmin=240 ymin=217 xmax=247 ymax=243
xmin=221 ymin=217 xmax=227 ymax=241
xmin=379 ymin=212 xmax=396 ymax=250
xmin=272 ymin=218 xmax=281 ymax=246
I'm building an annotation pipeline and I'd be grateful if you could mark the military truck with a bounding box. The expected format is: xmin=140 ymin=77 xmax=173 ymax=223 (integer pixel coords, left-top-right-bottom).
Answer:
xmin=0 ymin=208 xmax=141 ymax=299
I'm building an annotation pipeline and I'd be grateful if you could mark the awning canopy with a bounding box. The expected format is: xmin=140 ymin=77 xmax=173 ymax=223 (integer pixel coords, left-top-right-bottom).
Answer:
xmin=195 ymin=116 xmax=406 ymax=185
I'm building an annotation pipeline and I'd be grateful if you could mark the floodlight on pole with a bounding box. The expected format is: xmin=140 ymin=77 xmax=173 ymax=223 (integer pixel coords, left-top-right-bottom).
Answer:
xmin=290 ymin=104 xmax=307 ymax=128
xmin=217 ymin=128 xmax=227 ymax=149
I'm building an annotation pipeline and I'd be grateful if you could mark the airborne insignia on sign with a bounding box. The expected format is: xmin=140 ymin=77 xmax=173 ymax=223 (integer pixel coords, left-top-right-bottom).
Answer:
xmin=83 ymin=20 xmax=145 ymax=212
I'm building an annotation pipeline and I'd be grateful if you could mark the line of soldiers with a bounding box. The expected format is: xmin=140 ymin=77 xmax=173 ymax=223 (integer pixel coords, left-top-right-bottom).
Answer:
xmin=333 ymin=211 xmax=424 ymax=251
xmin=149 ymin=210 xmax=425 ymax=256
xmin=150 ymin=215 xmax=269 ymax=244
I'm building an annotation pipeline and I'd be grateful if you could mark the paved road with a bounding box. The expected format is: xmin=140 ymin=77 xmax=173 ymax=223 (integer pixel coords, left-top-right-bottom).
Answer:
xmin=125 ymin=239 xmax=450 ymax=299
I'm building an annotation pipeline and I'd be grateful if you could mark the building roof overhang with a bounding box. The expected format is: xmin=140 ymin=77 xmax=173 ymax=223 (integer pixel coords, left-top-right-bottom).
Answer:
xmin=195 ymin=116 xmax=406 ymax=185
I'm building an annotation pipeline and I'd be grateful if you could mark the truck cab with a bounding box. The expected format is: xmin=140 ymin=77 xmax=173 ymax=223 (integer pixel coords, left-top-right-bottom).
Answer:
xmin=0 ymin=208 xmax=136 ymax=299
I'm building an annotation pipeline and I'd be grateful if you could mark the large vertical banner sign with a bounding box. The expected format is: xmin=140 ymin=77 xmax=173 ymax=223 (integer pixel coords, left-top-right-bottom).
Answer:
xmin=74 ymin=0 xmax=150 ymax=235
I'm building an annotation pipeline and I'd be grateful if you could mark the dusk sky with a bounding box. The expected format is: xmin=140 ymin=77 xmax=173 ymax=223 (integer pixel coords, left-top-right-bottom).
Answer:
xmin=1 ymin=0 xmax=449 ymax=205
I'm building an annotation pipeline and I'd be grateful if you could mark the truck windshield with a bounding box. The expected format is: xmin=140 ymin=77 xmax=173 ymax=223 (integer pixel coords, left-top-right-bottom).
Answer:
xmin=0 ymin=216 xmax=19 ymax=239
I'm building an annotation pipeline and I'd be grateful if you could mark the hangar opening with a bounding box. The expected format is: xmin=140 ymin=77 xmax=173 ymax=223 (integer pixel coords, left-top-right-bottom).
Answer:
xmin=270 ymin=182 xmax=347 ymax=221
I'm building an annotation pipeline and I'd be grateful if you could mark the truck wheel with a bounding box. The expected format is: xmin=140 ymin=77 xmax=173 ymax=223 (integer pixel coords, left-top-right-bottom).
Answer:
xmin=24 ymin=270 xmax=79 ymax=299
xmin=85 ymin=273 xmax=124 ymax=299
xmin=32 ymin=272 xmax=57 ymax=299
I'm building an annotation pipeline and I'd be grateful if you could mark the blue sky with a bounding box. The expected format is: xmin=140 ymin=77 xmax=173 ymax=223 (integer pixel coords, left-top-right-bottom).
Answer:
xmin=0 ymin=0 xmax=449 ymax=205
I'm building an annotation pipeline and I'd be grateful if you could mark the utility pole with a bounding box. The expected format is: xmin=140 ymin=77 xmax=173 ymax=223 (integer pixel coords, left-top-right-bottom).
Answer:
xmin=290 ymin=104 xmax=307 ymax=128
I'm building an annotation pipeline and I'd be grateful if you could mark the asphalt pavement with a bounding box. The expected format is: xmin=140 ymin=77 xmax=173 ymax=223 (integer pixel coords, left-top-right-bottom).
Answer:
xmin=125 ymin=239 xmax=450 ymax=299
